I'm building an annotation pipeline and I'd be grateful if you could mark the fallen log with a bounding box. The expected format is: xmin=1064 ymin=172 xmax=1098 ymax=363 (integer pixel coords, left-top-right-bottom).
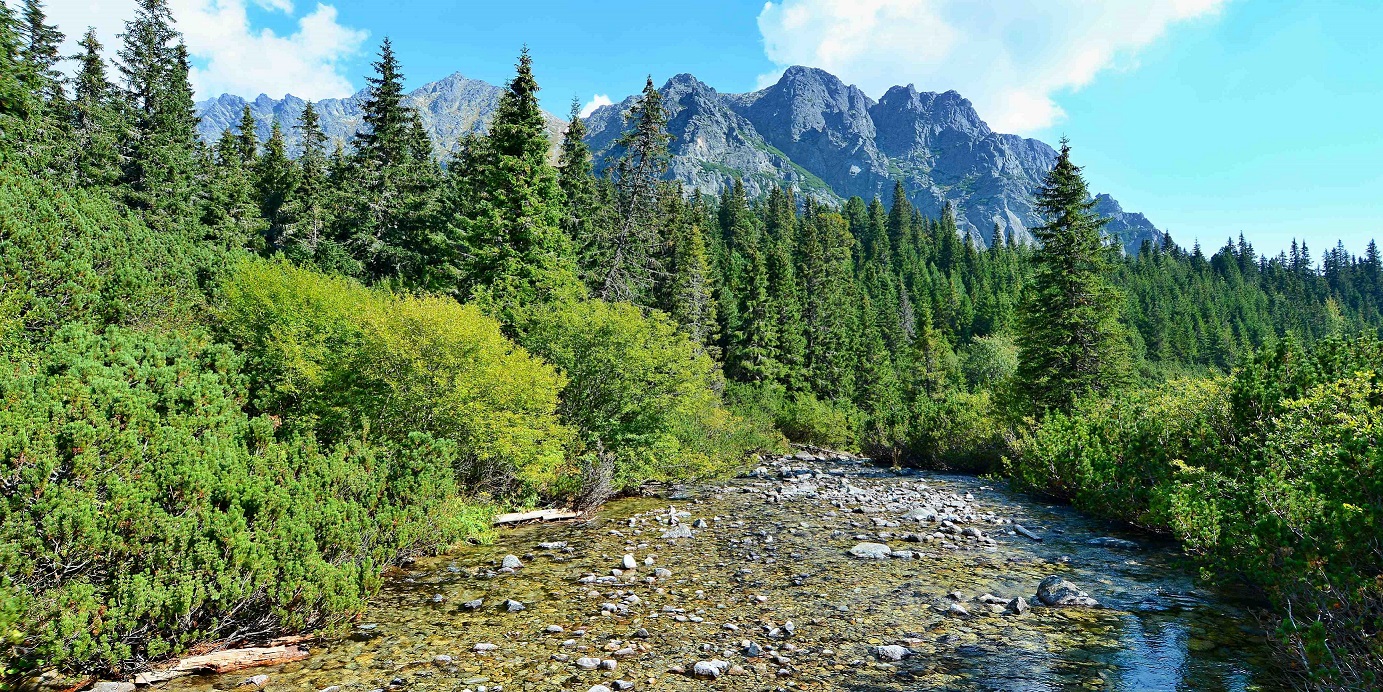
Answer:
xmin=132 ymin=646 xmax=309 ymax=685
xmin=1014 ymin=525 xmax=1043 ymax=542
xmin=492 ymin=508 xmax=579 ymax=525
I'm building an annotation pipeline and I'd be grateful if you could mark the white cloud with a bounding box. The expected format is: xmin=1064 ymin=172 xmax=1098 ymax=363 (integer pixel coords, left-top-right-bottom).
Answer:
xmin=37 ymin=0 xmax=369 ymax=100
xmin=580 ymin=93 xmax=613 ymax=118
xmin=756 ymin=0 xmax=1227 ymax=134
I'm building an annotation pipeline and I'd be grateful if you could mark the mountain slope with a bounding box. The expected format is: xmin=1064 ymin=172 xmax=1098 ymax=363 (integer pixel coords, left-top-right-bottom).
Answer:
xmin=196 ymin=66 xmax=1163 ymax=252
xmin=195 ymin=72 xmax=565 ymax=157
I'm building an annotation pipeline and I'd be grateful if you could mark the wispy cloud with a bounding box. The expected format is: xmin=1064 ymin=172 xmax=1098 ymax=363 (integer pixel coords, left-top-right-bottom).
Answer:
xmin=580 ymin=93 xmax=613 ymax=118
xmin=39 ymin=0 xmax=369 ymax=100
xmin=756 ymin=0 xmax=1227 ymax=134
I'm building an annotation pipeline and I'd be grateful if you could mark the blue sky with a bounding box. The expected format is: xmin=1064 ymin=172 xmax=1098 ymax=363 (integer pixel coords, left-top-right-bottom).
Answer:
xmin=45 ymin=0 xmax=1383 ymax=257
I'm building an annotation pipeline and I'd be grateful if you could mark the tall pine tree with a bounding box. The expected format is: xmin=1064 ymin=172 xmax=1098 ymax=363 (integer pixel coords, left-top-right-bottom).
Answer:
xmin=70 ymin=27 xmax=122 ymax=188
xmin=444 ymin=48 xmax=582 ymax=318
xmin=1014 ymin=140 xmax=1130 ymax=414
xmin=596 ymin=76 xmax=672 ymax=304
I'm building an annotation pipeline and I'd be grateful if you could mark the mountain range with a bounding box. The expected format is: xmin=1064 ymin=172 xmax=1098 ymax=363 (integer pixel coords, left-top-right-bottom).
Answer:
xmin=195 ymin=67 xmax=1163 ymax=252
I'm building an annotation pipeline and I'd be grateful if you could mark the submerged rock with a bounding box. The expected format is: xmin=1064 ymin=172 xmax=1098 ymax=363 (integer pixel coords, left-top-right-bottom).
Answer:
xmin=1088 ymin=536 xmax=1140 ymax=550
xmin=848 ymin=542 xmax=892 ymax=559
xmin=872 ymin=644 xmax=912 ymax=662
xmin=1036 ymin=576 xmax=1101 ymax=607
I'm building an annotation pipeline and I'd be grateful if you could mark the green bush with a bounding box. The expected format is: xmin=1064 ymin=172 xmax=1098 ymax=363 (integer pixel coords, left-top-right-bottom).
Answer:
xmin=0 ymin=325 xmax=493 ymax=676
xmin=724 ymin=382 xmax=858 ymax=451
xmin=1164 ymin=337 xmax=1383 ymax=688
xmin=0 ymin=165 xmax=209 ymax=354
xmin=517 ymin=300 xmax=778 ymax=494
xmin=1013 ymin=335 xmax=1383 ymax=686
xmin=1010 ymin=378 xmax=1229 ymax=529
xmin=959 ymin=334 xmax=1018 ymax=392
xmin=217 ymin=260 xmax=574 ymax=497
xmin=907 ymin=389 xmax=1008 ymax=472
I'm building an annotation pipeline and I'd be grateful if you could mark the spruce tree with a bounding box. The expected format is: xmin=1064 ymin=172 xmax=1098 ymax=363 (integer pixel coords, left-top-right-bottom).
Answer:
xmin=353 ymin=38 xmax=408 ymax=166
xmin=18 ymin=0 xmax=62 ymax=103
xmin=0 ymin=4 xmax=29 ymax=121
xmin=281 ymin=101 xmax=333 ymax=263
xmin=70 ymin=28 xmax=122 ymax=188
xmin=765 ymin=186 xmax=807 ymax=388
xmin=444 ymin=48 xmax=581 ymax=317
xmin=1014 ymin=140 xmax=1130 ymax=414
xmin=596 ymin=76 xmax=672 ymax=304
xmin=255 ymin=121 xmax=298 ymax=249
xmin=663 ymin=186 xmax=719 ymax=354
xmin=202 ymin=127 xmax=265 ymax=246
xmin=338 ymin=39 xmax=437 ymax=284
xmin=856 ymin=293 xmax=905 ymax=462
xmin=558 ymin=96 xmax=604 ymax=280
xmin=116 ymin=0 xmax=197 ymax=223
xmin=799 ymin=208 xmax=859 ymax=401
xmin=235 ymin=104 xmax=258 ymax=163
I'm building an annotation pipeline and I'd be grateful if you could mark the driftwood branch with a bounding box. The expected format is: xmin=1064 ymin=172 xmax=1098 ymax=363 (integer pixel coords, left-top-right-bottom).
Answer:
xmin=492 ymin=508 xmax=580 ymax=525
xmin=132 ymin=646 xmax=309 ymax=685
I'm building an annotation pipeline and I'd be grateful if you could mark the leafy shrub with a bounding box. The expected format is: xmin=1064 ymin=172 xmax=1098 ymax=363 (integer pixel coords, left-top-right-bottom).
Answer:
xmin=1013 ymin=335 xmax=1383 ymax=686
xmin=959 ymin=334 xmax=1018 ymax=392
xmin=217 ymin=260 xmax=574 ymax=497
xmin=0 ymin=325 xmax=493 ymax=676
xmin=1011 ymin=377 xmax=1229 ymax=529
xmin=1165 ymin=337 xmax=1383 ymax=688
xmin=725 ymin=382 xmax=858 ymax=451
xmin=906 ymin=389 xmax=1008 ymax=472
xmin=517 ymin=300 xmax=778 ymax=493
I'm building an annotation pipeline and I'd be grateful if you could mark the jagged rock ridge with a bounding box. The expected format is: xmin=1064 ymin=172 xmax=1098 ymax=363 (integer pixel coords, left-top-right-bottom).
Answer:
xmin=195 ymin=72 xmax=565 ymax=158
xmin=195 ymin=66 xmax=1163 ymax=252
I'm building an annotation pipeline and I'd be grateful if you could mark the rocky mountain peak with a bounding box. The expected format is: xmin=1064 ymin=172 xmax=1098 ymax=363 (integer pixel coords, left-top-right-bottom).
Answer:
xmin=196 ymin=65 xmax=1165 ymax=253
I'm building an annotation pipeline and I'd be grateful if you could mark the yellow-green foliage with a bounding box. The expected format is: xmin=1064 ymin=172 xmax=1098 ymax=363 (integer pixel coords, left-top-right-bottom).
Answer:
xmin=518 ymin=300 xmax=778 ymax=489
xmin=724 ymin=383 xmax=859 ymax=451
xmin=1010 ymin=377 xmax=1229 ymax=528
xmin=217 ymin=260 xmax=575 ymax=496
xmin=908 ymin=389 xmax=1007 ymax=472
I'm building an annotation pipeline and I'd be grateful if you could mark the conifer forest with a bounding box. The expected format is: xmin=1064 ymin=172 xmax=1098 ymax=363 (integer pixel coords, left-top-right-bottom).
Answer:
xmin=0 ymin=1 xmax=1379 ymax=689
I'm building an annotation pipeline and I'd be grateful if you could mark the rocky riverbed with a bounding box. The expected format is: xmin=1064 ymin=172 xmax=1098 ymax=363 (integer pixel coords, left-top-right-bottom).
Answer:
xmin=161 ymin=452 xmax=1285 ymax=691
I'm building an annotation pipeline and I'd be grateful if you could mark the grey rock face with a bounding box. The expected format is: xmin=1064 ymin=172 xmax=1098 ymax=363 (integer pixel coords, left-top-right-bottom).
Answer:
xmin=585 ymin=73 xmax=834 ymax=202
xmin=195 ymin=72 xmax=565 ymax=159
xmin=590 ymin=67 xmax=1164 ymax=253
xmin=198 ymin=66 xmax=1164 ymax=253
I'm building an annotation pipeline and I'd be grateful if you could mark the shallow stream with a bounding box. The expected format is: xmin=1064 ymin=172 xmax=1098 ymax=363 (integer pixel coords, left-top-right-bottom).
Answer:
xmin=163 ymin=455 xmax=1286 ymax=692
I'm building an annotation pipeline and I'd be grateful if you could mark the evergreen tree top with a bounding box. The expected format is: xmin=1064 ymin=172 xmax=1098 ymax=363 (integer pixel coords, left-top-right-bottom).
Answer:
xmin=355 ymin=37 xmax=411 ymax=166
xmin=73 ymin=28 xmax=111 ymax=103
xmin=236 ymin=104 xmax=259 ymax=163
xmin=489 ymin=46 xmax=549 ymax=162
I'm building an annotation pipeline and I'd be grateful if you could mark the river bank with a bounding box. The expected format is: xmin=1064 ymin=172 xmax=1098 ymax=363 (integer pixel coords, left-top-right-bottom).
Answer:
xmin=124 ymin=452 xmax=1285 ymax=691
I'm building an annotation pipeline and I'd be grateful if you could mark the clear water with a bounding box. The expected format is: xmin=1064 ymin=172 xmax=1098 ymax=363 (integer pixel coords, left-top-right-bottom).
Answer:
xmin=163 ymin=461 xmax=1286 ymax=692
